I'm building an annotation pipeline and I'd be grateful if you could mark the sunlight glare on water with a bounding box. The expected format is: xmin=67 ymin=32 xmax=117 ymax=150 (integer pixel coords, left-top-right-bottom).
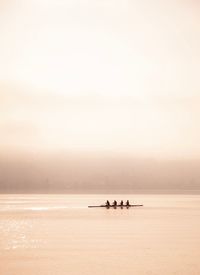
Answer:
xmin=0 ymin=194 xmax=200 ymax=275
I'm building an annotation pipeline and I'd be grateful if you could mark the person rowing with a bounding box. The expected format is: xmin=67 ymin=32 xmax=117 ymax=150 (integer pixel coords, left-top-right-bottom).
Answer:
xmin=120 ymin=200 xmax=123 ymax=206
xmin=106 ymin=200 xmax=110 ymax=207
xmin=113 ymin=200 xmax=117 ymax=206
xmin=126 ymin=200 xmax=130 ymax=206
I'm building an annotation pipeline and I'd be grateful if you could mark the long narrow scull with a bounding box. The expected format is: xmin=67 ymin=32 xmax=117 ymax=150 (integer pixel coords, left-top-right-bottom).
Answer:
xmin=88 ymin=204 xmax=143 ymax=208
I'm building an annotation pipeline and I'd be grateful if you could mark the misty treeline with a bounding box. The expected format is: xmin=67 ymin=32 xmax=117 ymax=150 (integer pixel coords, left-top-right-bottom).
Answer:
xmin=0 ymin=155 xmax=200 ymax=193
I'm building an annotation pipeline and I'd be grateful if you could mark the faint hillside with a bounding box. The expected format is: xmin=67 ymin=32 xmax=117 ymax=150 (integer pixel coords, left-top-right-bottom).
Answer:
xmin=0 ymin=154 xmax=200 ymax=193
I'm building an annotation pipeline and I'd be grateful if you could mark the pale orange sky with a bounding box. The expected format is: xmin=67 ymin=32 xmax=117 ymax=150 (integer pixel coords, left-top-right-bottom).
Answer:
xmin=0 ymin=0 xmax=200 ymax=159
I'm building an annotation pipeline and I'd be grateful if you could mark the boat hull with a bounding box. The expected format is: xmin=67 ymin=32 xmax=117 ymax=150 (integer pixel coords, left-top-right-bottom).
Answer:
xmin=88 ymin=205 xmax=143 ymax=208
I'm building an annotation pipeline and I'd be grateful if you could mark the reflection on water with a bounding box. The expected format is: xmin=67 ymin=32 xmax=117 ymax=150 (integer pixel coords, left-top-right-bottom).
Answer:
xmin=0 ymin=194 xmax=200 ymax=275
xmin=1 ymin=219 xmax=34 ymax=250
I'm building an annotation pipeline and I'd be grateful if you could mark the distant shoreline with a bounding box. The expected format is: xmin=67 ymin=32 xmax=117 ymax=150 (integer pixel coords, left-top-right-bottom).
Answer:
xmin=1 ymin=189 xmax=200 ymax=195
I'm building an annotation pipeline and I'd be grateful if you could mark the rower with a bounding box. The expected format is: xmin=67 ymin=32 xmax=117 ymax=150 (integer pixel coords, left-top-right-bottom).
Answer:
xmin=126 ymin=200 xmax=130 ymax=206
xmin=106 ymin=200 xmax=110 ymax=206
xmin=120 ymin=200 xmax=123 ymax=206
xmin=113 ymin=200 xmax=117 ymax=206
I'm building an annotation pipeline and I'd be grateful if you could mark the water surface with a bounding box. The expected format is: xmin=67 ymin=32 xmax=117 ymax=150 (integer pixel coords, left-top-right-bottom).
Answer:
xmin=0 ymin=194 xmax=200 ymax=275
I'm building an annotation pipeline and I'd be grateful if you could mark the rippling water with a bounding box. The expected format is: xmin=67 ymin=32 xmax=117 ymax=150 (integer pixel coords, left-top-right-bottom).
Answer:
xmin=0 ymin=194 xmax=200 ymax=275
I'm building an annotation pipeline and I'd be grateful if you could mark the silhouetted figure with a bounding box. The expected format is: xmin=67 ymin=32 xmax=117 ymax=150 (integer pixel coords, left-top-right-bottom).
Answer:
xmin=120 ymin=200 xmax=123 ymax=206
xmin=126 ymin=200 xmax=130 ymax=206
xmin=113 ymin=200 xmax=117 ymax=206
xmin=106 ymin=200 xmax=110 ymax=206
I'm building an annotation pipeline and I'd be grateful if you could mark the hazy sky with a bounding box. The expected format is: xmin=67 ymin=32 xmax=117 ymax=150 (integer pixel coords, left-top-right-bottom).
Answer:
xmin=1 ymin=0 xmax=200 ymax=159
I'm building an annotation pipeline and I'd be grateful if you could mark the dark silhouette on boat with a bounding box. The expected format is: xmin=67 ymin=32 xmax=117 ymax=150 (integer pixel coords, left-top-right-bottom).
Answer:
xmin=88 ymin=200 xmax=143 ymax=208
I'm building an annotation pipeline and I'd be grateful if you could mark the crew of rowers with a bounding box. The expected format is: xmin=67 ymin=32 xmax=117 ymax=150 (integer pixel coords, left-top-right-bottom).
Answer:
xmin=105 ymin=200 xmax=130 ymax=207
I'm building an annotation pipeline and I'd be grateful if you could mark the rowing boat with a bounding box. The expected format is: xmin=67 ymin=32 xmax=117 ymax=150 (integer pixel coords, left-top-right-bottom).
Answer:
xmin=88 ymin=204 xmax=143 ymax=208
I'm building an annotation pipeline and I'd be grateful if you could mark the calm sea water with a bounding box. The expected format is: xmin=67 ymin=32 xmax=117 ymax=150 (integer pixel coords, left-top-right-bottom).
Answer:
xmin=0 ymin=194 xmax=200 ymax=275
